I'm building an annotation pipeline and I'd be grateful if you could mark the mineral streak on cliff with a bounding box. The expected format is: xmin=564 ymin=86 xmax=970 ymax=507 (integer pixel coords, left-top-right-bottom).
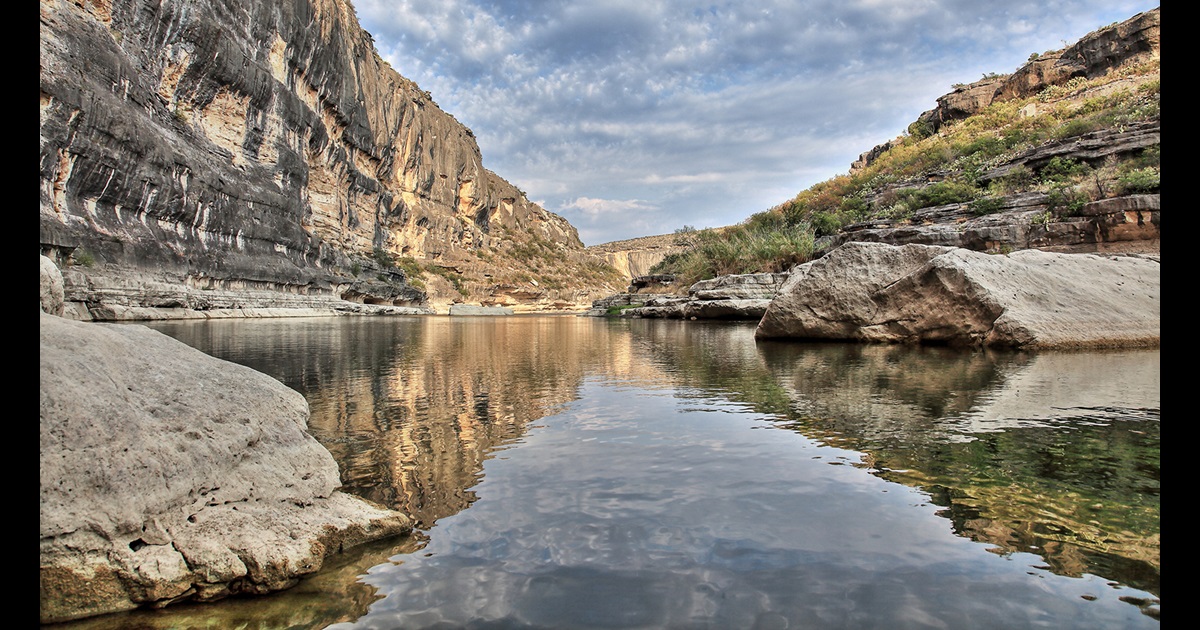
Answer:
xmin=39 ymin=0 xmax=622 ymax=313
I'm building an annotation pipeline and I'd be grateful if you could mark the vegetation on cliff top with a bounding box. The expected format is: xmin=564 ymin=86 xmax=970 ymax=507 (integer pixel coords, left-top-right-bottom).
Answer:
xmin=651 ymin=51 xmax=1160 ymax=289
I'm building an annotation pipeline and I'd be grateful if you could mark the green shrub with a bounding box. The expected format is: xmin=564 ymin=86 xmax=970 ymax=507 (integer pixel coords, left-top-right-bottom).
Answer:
xmin=880 ymin=201 xmax=913 ymax=221
xmin=744 ymin=211 xmax=784 ymax=232
xmin=918 ymin=180 xmax=979 ymax=207
xmin=650 ymin=222 xmax=815 ymax=287
xmin=424 ymin=263 xmax=468 ymax=297
xmin=1116 ymin=167 xmax=1159 ymax=194
xmin=1130 ymin=145 xmax=1160 ymax=170
xmin=372 ymin=246 xmax=395 ymax=269
xmin=394 ymin=256 xmax=423 ymax=277
xmin=968 ymin=196 xmax=1005 ymax=216
xmin=891 ymin=179 xmax=979 ymax=213
xmin=1046 ymin=184 xmax=1088 ymax=216
xmin=809 ymin=211 xmax=843 ymax=238
xmin=72 ymin=250 xmax=95 ymax=267
xmin=959 ymin=135 xmax=1005 ymax=159
xmin=907 ymin=119 xmax=935 ymax=140
xmin=1053 ymin=116 xmax=1103 ymax=139
xmin=1039 ymin=156 xmax=1091 ymax=183
xmin=1001 ymin=127 xmax=1040 ymax=149
xmin=779 ymin=201 xmax=809 ymax=227
xmin=837 ymin=195 xmax=868 ymax=220
xmin=987 ymin=164 xmax=1035 ymax=195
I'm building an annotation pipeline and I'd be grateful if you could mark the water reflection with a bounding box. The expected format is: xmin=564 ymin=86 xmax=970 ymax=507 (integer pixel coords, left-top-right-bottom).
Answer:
xmin=144 ymin=316 xmax=628 ymax=528
xmin=635 ymin=325 xmax=1159 ymax=597
xmin=55 ymin=316 xmax=1158 ymax=628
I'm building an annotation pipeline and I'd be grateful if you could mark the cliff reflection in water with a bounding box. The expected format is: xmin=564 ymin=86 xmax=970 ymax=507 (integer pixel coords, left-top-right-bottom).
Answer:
xmin=125 ymin=316 xmax=1158 ymax=628
xmin=637 ymin=322 xmax=1159 ymax=597
xmin=152 ymin=316 xmax=637 ymax=529
xmin=308 ymin=316 xmax=639 ymax=528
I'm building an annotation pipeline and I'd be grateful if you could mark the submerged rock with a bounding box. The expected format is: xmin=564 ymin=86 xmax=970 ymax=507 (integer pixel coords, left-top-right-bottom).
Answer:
xmin=40 ymin=312 xmax=412 ymax=623
xmin=755 ymin=242 xmax=1159 ymax=348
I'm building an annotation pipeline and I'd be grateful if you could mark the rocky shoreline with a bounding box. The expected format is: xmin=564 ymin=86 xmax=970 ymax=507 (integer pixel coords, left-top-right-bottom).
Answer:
xmin=756 ymin=242 xmax=1158 ymax=349
xmin=39 ymin=229 xmax=1159 ymax=625
xmin=40 ymin=258 xmax=415 ymax=624
xmin=37 ymin=3 xmax=1161 ymax=621
xmin=586 ymin=187 xmax=1160 ymax=350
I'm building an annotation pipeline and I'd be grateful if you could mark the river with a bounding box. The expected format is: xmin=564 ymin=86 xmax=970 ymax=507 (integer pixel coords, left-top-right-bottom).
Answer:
xmin=54 ymin=314 xmax=1159 ymax=629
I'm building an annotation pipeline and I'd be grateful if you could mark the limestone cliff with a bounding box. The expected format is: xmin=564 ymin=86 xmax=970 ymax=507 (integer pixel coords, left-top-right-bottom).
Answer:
xmin=586 ymin=232 xmax=698 ymax=279
xmin=39 ymin=0 xmax=624 ymax=317
xmin=856 ymin=7 xmax=1160 ymax=167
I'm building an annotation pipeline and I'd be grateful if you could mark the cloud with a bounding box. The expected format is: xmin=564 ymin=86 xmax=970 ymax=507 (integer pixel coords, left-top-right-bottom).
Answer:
xmin=355 ymin=0 xmax=1160 ymax=245
xmin=563 ymin=197 xmax=659 ymax=220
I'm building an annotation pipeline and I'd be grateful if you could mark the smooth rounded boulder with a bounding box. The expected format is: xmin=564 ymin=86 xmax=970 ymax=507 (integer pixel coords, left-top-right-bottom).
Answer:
xmin=755 ymin=242 xmax=1159 ymax=348
xmin=40 ymin=312 xmax=412 ymax=623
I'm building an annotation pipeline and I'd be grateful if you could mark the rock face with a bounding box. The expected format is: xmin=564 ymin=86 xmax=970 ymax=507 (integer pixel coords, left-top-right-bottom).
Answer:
xmin=39 ymin=0 xmax=620 ymax=317
xmin=755 ymin=242 xmax=1159 ymax=348
xmin=56 ymin=261 xmax=436 ymax=321
xmin=823 ymin=192 xmax=1159 ymax=256
xmin=627 ymin=274 xmax=679 ymax=294
xmin=976 ymin=122 xmax=1160 ymax=187
xmin=40 ymin=254 xmax=65 ymax=316
xmin=448 ymin=304 xmax=514 ymax=316
xmin=689 ymin=273 xmax=789 ymax=300
xmin=586 ymin=232 xmax=697 ymax=280
xmin=587 ymin=272 xmax=789 ymax=320
xmin=40 ymin=311 xmax=412 ymax=623
xmin=910 ymin=8 xmax=1160 ymax=136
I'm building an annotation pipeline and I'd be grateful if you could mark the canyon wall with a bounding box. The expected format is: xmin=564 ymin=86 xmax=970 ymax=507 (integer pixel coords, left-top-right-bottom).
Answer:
xmin=586 ymin=232 xmax=696 ymax=280
xmin=39 ymin=0 xmax=622 ymax=316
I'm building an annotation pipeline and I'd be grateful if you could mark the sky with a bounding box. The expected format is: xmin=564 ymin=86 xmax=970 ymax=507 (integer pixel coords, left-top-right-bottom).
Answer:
xmin=353 ymin=0 xmax=1159 ymax=246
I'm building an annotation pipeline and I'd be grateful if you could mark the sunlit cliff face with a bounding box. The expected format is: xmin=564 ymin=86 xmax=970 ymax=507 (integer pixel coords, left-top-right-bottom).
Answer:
xmin=40 ymin=0 xmax=622 ymax=311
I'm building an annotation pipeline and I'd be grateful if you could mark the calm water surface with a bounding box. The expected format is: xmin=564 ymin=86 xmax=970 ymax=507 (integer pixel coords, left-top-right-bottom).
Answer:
xmin=64 ymin=315 xmax=1159 ymax=629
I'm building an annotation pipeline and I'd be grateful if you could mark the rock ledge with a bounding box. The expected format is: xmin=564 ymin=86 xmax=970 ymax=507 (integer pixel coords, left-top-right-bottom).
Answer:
xmin=755 ymin=242 xmax=1159 ymax=348
xmin=40 ymin=311 xmax=412 ymax=623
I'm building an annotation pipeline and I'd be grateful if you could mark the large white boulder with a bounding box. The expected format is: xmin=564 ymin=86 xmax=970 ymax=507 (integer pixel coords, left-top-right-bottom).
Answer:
xmin=40 ymin=312 xmax=411 ymax=623
xmin=40 ymin=255 xmax=64 ymax=316
xmin=755 ymin=242 xmax=1159 ymax=348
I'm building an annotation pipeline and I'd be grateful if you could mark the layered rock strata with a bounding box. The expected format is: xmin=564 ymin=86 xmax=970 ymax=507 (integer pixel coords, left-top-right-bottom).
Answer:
xmin=627 ymin=274 xmax=679 ymax=294
xmin=916 ymin=8 xmax=1159 ymax=136
xmin=40 ymin=307 xmax=412 ymax=623
xmin=448 ymin=304 xmax=514 ymax=316
xmin=40 ymin=0 xmax=617 ymax=317
xmin=853 ymin=8 xmax=1158 ymax=173
xmin=755 ymin=242 xmax=1159 ymax=348
xmin=586 ymin=272 xmax=789 ymax=321
xmin=57 ymin=261 xmax=434 ymax=321
xmin=822 ymin=192 xmax=1159 ymax=256
xmin=586 ymin=232 xmax=698 ymax=280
